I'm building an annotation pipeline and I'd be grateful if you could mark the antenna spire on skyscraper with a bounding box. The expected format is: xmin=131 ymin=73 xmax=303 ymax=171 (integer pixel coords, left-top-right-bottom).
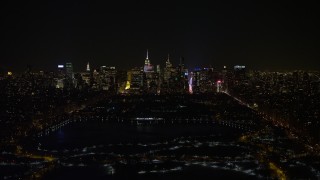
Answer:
xmin=146 ymin=49 xmax=149 ymax=60
xmin=145 ymin=49 xmax=150 ymax=65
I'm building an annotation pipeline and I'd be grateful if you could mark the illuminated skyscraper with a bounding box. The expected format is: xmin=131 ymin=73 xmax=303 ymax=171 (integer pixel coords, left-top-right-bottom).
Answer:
xmin=81 ymin=63 xmax=91 ymax=86
xmin=86 ymin=62 xmax=90 ymax=72
xmin=100 ymin=66 xmax=117 ymax=91
xmin=165 ymin=54 xmax=172 ymax=68
xmin=222 ymin=65 xmax=228 ymax=92
xmin=216 ymin=80 xmax=222 ymax=92
xmin=142 ymin=50 xmax=156 ymax=92
xmin=192 ymin=67 xmax=215 ymax=93
xmin=57 ymin=64 xmax=65 ymax=78
xmin=144 ymin=49 xmax=153 ymax=72
xmin=129 ymin=67 xmax=144 ymax=93
xmin=145 ymin=49 xmax=150 ymax=65
xmin=156 ymin=65 xmax=160 ymax=73
xmin=164 ymin=54 xmax=172 ymax=83
xmin=55 ymin=64 xmax=65 ymax=89
xmin=91 ymin=69 xmax=100 ymax=89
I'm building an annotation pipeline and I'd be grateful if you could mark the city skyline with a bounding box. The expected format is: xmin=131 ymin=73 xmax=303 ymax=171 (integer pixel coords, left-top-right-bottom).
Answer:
xmin=1 ymin=1 xmax=320 ymax=72
xmin=1 ymin=61 xmax=319 ymax=179
xmin=0 ymin=49 xmax=256 ymax=73
xmin=1 ymin=48 xmax=319 ymax=73
xmin=1 ymin=1 xmax=320 ymax=179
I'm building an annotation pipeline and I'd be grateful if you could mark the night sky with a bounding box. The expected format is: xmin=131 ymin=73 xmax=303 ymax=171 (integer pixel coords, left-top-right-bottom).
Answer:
xmin=1 ymin=1 xmax=319 ymax=72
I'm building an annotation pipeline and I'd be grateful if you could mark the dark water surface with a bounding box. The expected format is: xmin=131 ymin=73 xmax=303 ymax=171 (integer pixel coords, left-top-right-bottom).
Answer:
xmin=39 ymin=122 xmax=242 ymax=149
xmin=38 ymin=122 xmax=264 ymax=179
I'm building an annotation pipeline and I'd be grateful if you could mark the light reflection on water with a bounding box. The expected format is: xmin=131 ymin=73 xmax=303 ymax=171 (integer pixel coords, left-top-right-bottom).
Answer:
xmin=38 ymin=122 xmax=266 ymax=179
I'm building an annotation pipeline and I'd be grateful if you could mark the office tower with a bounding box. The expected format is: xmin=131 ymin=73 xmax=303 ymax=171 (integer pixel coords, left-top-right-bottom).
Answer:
xmin=175 ymin=56 xmax=189 ymax=93
xmin=216 ymin=80 xmax=222 ymax=93
xmin=57 ymin=64 xmax=65 ymax=78
xmin=128 ymin=67 xmax=144 ymax=93
xmin=86 ymin=62 xmax=90 ymax=72
xmin=222 ymin=65 xmax=228 ymax=92
xmin=142 ymin=50 xmax=156 ymax=92
xmin=191 ymin=68 xmax=215 ymax=93
xmin=81 ymin=63 xmax=91 ymax=86
xmin=92 ymin=69 xmax=100 ymax=89
xmin=56 ymin=79 xmax=64 ymax=89
xmin=143 ymin=49 xmax=154 ymax=72
xmin=145 ymin=49 xmax=150 ymax=66
xmin=164 ymin=54 xmax=172 ymax=83
xmin=55 ymin=64 xmax=65 ymax=89
xmin=156 ymin=65 xmax=160 ymax=74
xmin=100 ymin=66 xmax=117 ymax=91
xmin=66 ymin=62 xmax=74 ymax=80
xmin=64 ymin=62 xmax=74 ymax=89
xmin=233 ymin=65 xmax=246 ymax=80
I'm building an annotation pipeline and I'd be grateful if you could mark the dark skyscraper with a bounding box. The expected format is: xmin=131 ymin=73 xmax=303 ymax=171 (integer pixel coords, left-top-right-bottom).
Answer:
xmin=233 ymin=65 xmax=246 ymax=80
xmin=66 ymin=62 xmax=74 ymax=80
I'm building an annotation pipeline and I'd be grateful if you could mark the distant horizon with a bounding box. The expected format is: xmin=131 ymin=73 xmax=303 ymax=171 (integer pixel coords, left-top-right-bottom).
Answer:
xmin=1 ymin=1 xmax=320 ymax=73
xmin=1 ymin=61 xmax=319 ymax=74
xmin=1 ymin=48 xmax=320 ymax=72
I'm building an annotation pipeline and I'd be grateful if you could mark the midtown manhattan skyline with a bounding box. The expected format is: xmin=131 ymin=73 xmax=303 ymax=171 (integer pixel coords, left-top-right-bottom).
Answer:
xmin=1 ymin=1 xmax=320 ymax=179
xmin=1 ymin=1 xmax=319 ymax=72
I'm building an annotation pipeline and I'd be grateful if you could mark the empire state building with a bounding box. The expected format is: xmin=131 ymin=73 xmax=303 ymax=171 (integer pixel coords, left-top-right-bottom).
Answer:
xmin=144 ymin=49 xmax=154 ymax=72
